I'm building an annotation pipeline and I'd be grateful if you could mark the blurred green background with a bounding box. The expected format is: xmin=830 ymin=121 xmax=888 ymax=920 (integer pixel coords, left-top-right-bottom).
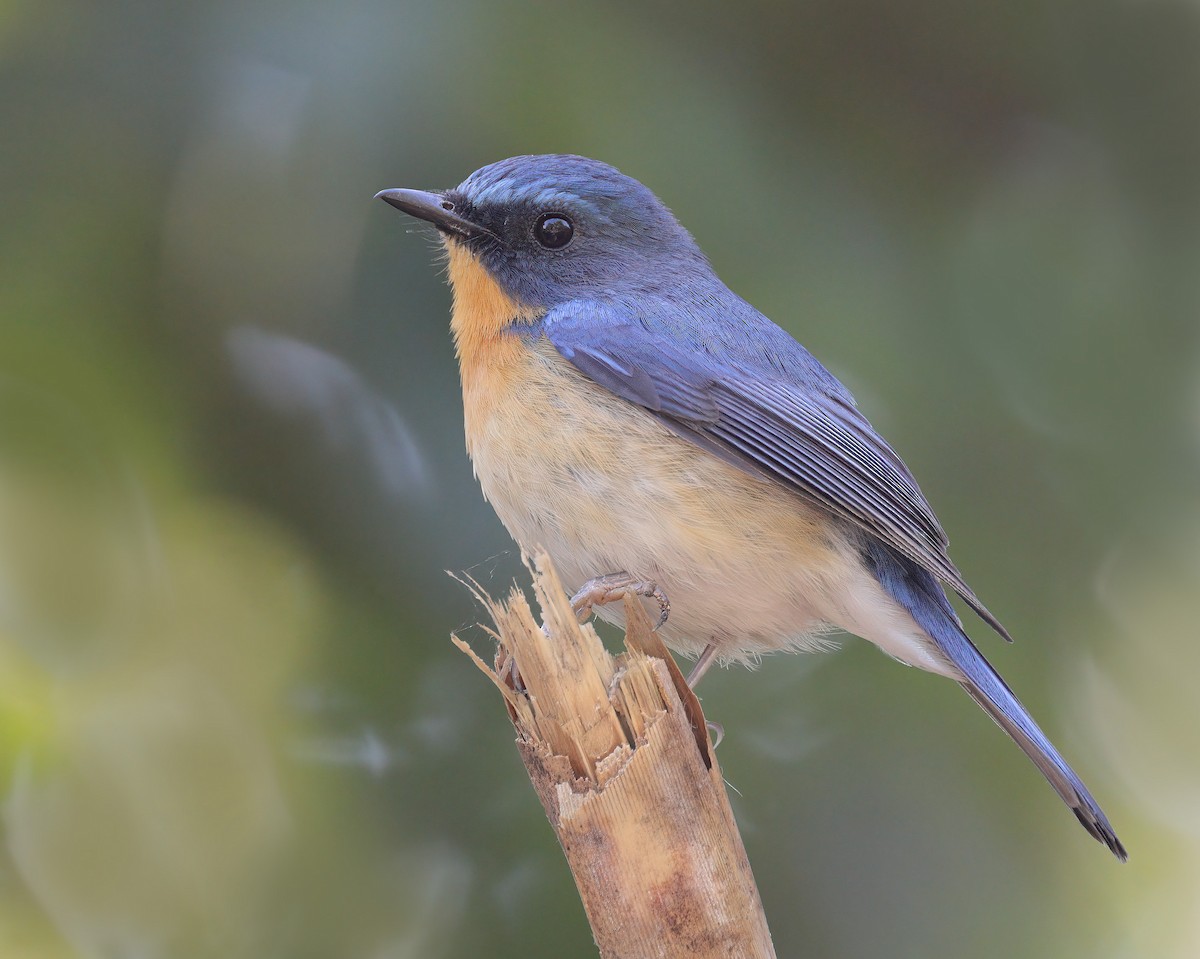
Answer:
xmin=1 ymin=0 xmax=1197 ymax=956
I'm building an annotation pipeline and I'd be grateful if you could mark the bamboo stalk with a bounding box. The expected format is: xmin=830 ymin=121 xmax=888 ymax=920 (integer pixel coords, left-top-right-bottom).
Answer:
xmin=453 ymin=552 xmax=776 ymax=959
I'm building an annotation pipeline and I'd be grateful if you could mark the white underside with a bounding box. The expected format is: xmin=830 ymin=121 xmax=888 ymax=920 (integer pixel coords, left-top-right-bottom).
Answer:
xmin=467 ymin=339 xmax=959 ymax=679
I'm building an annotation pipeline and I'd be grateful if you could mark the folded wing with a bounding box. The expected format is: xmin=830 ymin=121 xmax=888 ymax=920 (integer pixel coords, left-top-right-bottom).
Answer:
xmin=542 ymin=299 xmax=1011 ymax=643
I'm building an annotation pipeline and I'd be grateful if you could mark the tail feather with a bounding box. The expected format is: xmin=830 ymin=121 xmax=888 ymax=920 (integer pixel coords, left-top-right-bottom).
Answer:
xmin=957 ymin=677 xmax=1127 ymax=860
xmin=864 ymin=540 xmax=1127 ymax=861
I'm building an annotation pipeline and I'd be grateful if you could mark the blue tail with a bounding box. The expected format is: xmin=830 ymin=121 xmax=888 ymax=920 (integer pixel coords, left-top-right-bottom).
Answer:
xmin=864 ymin=540 xmax=1127 ymax=861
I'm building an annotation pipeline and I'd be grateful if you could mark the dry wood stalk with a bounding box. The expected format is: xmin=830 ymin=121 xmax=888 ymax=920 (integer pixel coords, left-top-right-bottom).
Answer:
xmin=454 ymin=553 xmax=776 ymax=959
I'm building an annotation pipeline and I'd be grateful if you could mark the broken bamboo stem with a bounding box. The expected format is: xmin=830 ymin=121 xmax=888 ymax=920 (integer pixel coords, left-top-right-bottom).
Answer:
xmin=453 ymin=552 xmax=776 ymax=959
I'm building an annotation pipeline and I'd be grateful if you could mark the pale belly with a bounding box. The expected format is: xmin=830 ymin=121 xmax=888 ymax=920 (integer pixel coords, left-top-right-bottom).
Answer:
xmin=464 ymin=337 xmax=875 ymax=662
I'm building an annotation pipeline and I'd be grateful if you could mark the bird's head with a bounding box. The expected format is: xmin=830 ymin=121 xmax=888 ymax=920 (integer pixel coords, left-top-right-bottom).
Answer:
xmin=377 ymin=154 xmax=709 ymax=312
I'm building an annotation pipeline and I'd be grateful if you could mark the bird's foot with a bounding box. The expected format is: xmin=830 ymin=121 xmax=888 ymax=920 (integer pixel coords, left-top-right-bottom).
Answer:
xmin=496 ymin=649 xmax=527 ymax=695
xmin=570 ymin=571 xmax=670 ymax=630
xmin=705 ymin=721 xmax=725 ymax=749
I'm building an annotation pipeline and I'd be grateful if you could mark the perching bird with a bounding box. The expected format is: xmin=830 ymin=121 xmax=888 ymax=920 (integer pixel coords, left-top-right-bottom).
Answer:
xmin=376 ymin=154 xmax=1126 ymax=860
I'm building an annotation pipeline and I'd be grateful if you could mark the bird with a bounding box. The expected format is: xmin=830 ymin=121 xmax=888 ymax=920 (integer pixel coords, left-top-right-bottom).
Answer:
xmin=376 ymin=154 xmax=1126 ymax=860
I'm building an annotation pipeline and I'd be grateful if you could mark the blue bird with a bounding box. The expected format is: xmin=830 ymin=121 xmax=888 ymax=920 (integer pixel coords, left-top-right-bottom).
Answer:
xmin=377 ymin=154 xmax=1126 ymax=860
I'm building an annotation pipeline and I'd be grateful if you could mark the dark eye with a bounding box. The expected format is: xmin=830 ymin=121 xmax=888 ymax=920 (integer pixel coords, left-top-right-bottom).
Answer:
xmin=534 ymin=213 xmax=573 ymax=249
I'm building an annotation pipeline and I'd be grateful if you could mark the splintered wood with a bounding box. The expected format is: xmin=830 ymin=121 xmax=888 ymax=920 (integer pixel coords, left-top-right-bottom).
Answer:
xmin=453 ymin=553 xmax=776 ymax=959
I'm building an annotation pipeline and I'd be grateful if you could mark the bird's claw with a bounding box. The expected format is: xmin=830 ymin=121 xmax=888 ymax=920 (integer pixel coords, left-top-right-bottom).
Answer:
xmin=570 ymin=571 xmax=670 ymax=630
xmin=496 ymin=649 xmax=527 ymax=694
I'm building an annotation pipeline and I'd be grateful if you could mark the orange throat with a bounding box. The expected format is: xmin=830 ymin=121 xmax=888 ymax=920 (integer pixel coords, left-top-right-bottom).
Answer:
xmin=444 ymin=241 xmax=540 ymax=449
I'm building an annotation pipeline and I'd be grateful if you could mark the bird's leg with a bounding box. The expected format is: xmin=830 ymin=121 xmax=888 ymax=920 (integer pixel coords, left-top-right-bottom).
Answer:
xmin=569 ymin=571 xmax=670 ymax=630
xmin=685 ymin=642 xmax=720 ymax=688
xmin=685 ymin=644 xmax=724 ymax=746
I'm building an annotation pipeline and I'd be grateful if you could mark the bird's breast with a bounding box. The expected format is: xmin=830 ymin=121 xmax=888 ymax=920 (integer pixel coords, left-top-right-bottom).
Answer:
xmin=446 ymin=268 xmax=854 ymax=657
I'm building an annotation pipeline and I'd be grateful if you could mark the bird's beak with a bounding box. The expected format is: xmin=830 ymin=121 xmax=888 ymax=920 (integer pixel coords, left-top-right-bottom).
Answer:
xmin=374 ymin=188 xmax=489 ymax=240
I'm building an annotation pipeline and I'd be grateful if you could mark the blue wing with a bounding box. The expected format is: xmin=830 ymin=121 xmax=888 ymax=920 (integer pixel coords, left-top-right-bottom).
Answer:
xmin=541 ymin=297 xmax=1011 ymax=643
xmin=540 ymin=296 xmax=1126 ymax=859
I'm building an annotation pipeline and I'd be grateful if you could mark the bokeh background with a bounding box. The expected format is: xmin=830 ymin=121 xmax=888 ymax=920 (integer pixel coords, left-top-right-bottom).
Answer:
xmin=2 ymin=1 xmax=1198 ymax=956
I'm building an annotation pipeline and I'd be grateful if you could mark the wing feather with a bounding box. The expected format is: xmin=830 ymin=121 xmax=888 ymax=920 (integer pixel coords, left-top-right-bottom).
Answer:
xmin=543 ymin=301 xmax=1011 ymax=642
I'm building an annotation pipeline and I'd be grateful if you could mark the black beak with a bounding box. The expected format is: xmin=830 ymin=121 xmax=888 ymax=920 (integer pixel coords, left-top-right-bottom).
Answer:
xmin=374 ymin=188 xmax=489 ymax=240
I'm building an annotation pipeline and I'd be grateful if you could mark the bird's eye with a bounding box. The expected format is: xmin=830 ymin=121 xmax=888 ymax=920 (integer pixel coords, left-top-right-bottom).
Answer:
xmin=534 ymin=213 xmax=573 ymax=249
